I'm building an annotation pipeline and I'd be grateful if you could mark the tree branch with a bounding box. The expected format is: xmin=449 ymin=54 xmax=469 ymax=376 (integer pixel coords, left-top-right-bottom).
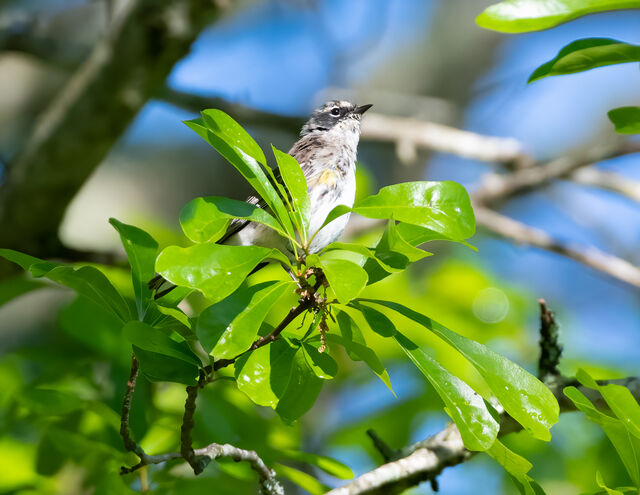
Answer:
xmin=0 ymin=0 xmax=220 ymax=271
xmin=119 ymin=358 xmax=284 ymax=493
xmin=569 ymin=166 xmax=640 ymax=204
xmin=472 ymin=141 xmax=640 ymax=206
xmin=361 ymin=113 xmax=529 ymax=166
xmin=474 ymin=206 xmax=640 ymax=289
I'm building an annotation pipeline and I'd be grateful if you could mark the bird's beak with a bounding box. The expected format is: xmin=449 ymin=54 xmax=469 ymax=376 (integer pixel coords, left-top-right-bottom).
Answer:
xmin=353 ymin=104 xmax=373 ymax=115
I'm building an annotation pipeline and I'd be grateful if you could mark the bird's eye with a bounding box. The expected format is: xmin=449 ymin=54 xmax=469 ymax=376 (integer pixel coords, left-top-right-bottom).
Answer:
xmin=330 ymin=107 xmax=340 ymax=116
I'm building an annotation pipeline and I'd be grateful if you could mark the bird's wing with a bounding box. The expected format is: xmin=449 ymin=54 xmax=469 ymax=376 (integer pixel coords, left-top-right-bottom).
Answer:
xmin=218 ymin=194 xmax=263 ymax=244
xmin=219 ymin=137 xmax=321 ymax=245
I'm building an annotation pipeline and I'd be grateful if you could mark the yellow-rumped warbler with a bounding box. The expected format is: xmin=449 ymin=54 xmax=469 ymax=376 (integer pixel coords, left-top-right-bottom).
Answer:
xmin=150 ymin=100 xmax=372 ymax=298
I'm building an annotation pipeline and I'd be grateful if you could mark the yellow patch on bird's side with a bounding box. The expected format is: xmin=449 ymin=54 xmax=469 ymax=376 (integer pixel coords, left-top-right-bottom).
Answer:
xmin=317 ymin=169 xmax=338 ymax=187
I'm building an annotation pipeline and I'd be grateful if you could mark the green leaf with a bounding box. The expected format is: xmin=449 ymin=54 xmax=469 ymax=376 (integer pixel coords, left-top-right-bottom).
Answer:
xmin=302 ymin=342 xmax=338 ymax=379
xmin=596 ymin=471 xmax=625 ymax=495
xmin=273 ymin=146 xmax=311 ymax=239
xmin=275 ymin=348 xmax=324 ymax=423
xmin=185 ymin=111 xmax=294 ymax=235
xmin=529 ymin=38 xmax=640 ymax=83
xmin=123 ymin=321 xmax=200 ymax=385
xmin=278 ymin=449 xmax=354 ymax=479
xmin=196 ymin=280 xmax=293 ymax=358
xmin=476 ymin=0 xmax=640 ymax=33
xmin=200 ymin=110 xmax=267 ymax=165
xmin=124 ymin=321 xmax=201 ymax=366
xmin=235 ymin=338 xmax=298 ymax=407
xmin=317 ymin=204 xmax=353 ymax=232
xmin=364 ymin=220 xmax=433 ymax=285
xmin=275 ymin=463 xmax=329 ymax=495
xmin=487 ymin=440 xmax=545 ymax=495
xmin=608 ymin=107 xmax=640 ymax=134
xmin=576 ymin=369 xmax=640 ymax=440
xmin=155 ymin=243 xmax=289 ymax=303
xmin=564 ymin=386 xmax=640 ymax=485
xmin=349 ymin=302 xmax=397 ymax=337
xmin=352 ymin=181 xmax=475 ymax=241
xmin=366 ymin=300 xmax=559 ymax=441
xmin=109 ymin=218 xmax=158 ymax=320
xmin=395 ymin=331 xmax=499 ymax=451
xmin=179 ymin=196 xmax=288 ymax=243
xmin=329 ymin=311 xmax=393 ymax=392
xmin=0 ymin=249 xmax=132 ymax=322
xmin=314 ymin=256 xmax=368 ymax=304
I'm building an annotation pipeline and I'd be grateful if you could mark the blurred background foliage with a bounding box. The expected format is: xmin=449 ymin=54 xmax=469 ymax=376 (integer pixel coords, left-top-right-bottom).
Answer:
xmin=0 ymin=0 xmax=639 ymax=494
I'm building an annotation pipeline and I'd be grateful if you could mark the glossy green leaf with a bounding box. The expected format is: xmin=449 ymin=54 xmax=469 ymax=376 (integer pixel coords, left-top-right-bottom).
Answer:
xmin=124 ymin=321 xmax=200 ymax=367
xmin=0 ymin=249 xmax=131 ymax=322
xmin=235 ymin=338 xmax=297 ymax=407
xmin=476 ymin=0 xmax=640 ymax=33
xmin=185 ymin=112 xmax=294 ymax=235
xmin=564 ymin=386 xmax=640 ymax=485
xmin=529 ymin=38 xmax=640 ymax=83
xmin=200 ymin=109 xmax=267 ymax=165
xmin=133 ymin=345 xmax=198 ymax=384
xmin=155 ymin=243 xmax=289 ymax=303
xmin=395 ymin=331 xmax=499 ymax=451
xmin=366 ymin=300 xmax=559 ymax=441
xmin=236 ymin=340 xmax=323 ymax=421
xmin=278 ymin=449 xmax=354 ymax=479
xmin=196 ymin=280 xmax=293 ymax=358
xmin=608 ymin=107 xmax=640 ymax=134
xmin=330 ymin=311 xmax=393 ymax=392
xmin=317 ymin=204 xmax=353 ymax=232
xmin=302 ymin=342 xmax=338 ymax=379
xmin=349 ymin=302 xmax=397 ymax=337
xmin=275 ymin=463 xmax=329 ymax=495
xmin=179 ymin=196 xmax=288 ymax=243
xmin=276 ymin=349 xmax=324 ymax=423
xmin=365 ymin=220 xmax=433 ymax=285
xmin=487 ymin=440 xmax=545 ymax=495
xmin=109 ymin=218 xmax=158 ymax=319
xmin=576 ymin=369 xmax=640 ymax=440
xmin=352 ymin=181 xmax=475 ymax=241
xmin=273 ymin=146 xmax=311 ymax=239
xmin=125 ymin=320 xmax=200 ymax=384
xmin=315 ymin=257 xmax=368 ymax=304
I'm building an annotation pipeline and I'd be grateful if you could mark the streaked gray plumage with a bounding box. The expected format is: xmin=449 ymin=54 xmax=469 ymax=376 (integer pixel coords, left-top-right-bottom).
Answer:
xmin=150 ymin=100 xmax=371 ymax=298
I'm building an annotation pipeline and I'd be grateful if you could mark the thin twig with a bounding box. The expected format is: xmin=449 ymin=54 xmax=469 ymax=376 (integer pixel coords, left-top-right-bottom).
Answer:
xmin=366 ymin=429 xmax=400 ymax=463
xmin=472 ymin=141 xmax=640 ymax=206
xmin=120 ymin=356 xmax=145 ymax=458
xmin=570 ymin=167 xmax=640 ymax=204
xmin=213 ymin=272 xmax=326 ymax=371
xmin=180 ymin=375 xmax=210 ymax=474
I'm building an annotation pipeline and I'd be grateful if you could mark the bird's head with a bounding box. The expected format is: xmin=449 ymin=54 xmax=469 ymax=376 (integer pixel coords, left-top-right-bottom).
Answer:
xmin=300 ymin=100 xmax=372 ymax=136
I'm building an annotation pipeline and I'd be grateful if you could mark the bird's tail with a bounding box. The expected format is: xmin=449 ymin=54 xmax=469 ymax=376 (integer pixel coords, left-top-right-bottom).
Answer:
xmin=148 ymin=274 xmax=177 ymax=300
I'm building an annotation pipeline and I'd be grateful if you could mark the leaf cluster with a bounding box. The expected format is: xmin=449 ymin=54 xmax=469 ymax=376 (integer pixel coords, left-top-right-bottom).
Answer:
xmin=0 ymin=109 xmax=561 ymax=493
xmin=477 ymin=0 xmax=640 ymax=134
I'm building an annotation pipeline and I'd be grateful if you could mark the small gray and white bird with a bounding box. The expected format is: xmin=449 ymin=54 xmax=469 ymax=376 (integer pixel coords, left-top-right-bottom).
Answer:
xmin=151 ymin=100 xmax=372 ymax=298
